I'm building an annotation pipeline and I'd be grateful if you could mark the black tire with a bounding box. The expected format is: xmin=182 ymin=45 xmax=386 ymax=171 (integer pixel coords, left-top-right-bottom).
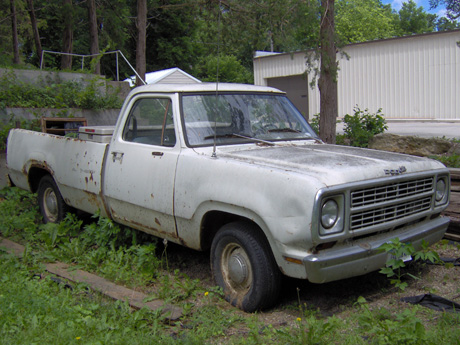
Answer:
xmin=210 ymin=221 xmax=281 ymax=312
xmin=37 ymin=175 xmax=70 ymax=223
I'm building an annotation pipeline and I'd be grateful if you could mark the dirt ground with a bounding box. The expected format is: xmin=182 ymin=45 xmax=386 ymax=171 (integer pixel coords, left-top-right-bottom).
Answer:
xmin=162 ymin=238 xmax=460 ymax=323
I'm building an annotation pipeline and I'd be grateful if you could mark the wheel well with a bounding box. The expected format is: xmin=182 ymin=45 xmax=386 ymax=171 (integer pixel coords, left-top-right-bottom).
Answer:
xmin=28 ymin=168 xmax=51 ymax=193
xmin=200 ymin=211 xmax=263 ymax=251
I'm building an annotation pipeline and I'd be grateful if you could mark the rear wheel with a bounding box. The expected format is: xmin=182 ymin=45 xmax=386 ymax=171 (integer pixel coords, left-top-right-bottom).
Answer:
xmin=37 ymin=175 xmax=70 ymax=223
xmin=210 ymin=221 xmax=281 ymax=312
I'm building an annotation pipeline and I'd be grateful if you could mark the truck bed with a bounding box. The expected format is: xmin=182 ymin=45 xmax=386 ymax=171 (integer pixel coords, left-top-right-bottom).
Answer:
xmin=7 ymin=129 xmax=110 ymax=216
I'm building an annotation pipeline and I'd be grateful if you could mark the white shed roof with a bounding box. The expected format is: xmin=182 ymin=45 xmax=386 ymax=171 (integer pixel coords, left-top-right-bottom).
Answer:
xmin=124 ymin=67 xmax=201 ymax=86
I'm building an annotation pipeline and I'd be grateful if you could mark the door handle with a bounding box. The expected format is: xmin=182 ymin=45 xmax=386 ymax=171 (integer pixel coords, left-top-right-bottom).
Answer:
xmin=111 ymin=151 xmax=124 ymax=162
xmin=151 ymin=152 xmax=164 ymax=157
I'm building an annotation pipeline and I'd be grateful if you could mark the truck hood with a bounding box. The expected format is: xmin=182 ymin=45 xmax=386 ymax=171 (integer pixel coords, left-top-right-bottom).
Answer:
xmin=219 ymin=143 xmax=445 ymax=185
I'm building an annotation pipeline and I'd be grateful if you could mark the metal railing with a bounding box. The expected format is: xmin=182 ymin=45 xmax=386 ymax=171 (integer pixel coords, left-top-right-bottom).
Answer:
xmin=39 ymin=50 xmax=146 ymax=85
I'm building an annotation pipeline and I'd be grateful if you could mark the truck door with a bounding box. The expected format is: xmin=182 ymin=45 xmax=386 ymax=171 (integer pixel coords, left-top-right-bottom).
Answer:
xmin=103 ymin=95 xmax=180 ymax=240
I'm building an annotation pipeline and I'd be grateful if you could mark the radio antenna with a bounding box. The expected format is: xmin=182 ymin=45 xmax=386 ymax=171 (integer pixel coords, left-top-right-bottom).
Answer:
xmin=211 ymin=1 xmax=222 ymax=159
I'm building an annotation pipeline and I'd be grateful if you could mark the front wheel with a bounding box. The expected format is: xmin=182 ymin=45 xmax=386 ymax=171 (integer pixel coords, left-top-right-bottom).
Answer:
xmin=37 ymin=175 xmax=70 ymax=223
xmin=210 ymin=221 xmax=281 ymax=312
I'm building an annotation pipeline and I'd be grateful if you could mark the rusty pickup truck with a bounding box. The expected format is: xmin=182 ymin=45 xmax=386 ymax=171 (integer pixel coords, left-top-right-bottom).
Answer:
xmin=6 ymin=83 xmax=450 ymax=311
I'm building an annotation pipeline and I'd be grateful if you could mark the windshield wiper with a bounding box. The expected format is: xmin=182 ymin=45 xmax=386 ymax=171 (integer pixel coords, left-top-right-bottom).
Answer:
xmin=267 ymin=128 xmax=302 ymax=133
xmin=204 ymin=133 xmax=275 ymax=146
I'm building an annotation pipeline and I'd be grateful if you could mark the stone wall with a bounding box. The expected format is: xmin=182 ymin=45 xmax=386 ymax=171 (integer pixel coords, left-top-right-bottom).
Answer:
xmin=369 ymin=133 xmax=460 ymax=157
xmin=0 ymin=68 xmax=131 ymax=127
xmin=0 ymin=68 xmax=131 ymax=101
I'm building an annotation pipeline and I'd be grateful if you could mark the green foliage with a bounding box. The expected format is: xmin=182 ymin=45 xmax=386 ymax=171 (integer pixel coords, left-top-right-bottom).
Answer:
xmin=0 ymin=114 xmax=41 ymax=151
xmin=0 ymin=190 xmax=160 ymax=287
xmin=309 ymin=113 xmax=320 ymax=134
xmin=342 ymin=106 xmax=388 ymax=147
xmin=0 ymin=187 xmax=40 ymax=238
xmin=430 ymin=0 xmax=460 ymax=21
xmin=0 ymin=71 xmax=122 ymax=110
xmin=357 ymin=297 xmax=428 ymax=344
xmin=278 ymin=311 xmax=343 ymax=345
xmin=379 ymin=238 xmax=440 ymax=291
xmin=429 ymin=153 xmax=460 ymax=168
xmin=2 ymin=187 xmax=460 ymax=344
xmin=197 ymin=55 xmax=253 ymax=84
xmin=335 ymin=0 xmax=398 ymax=44
xmin=0 ymin=255 xmax=172 ymax=344
xmin=155 ymin=269 xmax=202 ymax=303
xmin=396 ymin=0 xmax=437 ymax=35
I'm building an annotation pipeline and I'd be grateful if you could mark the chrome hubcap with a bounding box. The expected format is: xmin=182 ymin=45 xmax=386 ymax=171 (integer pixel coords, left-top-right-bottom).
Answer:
xmin=43 ymin=188 xmax=58 ymax=222
xmin=222 ymin=243 xmax=253 ymax=294
xmin=228 ymin=253 xmax=248 ymax=284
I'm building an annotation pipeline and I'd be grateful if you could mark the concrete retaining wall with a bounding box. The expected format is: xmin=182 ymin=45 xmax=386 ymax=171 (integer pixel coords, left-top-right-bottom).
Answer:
xmin=0 ymin=68 xmax=131 ymax=100
xmin=1 ymin=108 xmax=120 ymax=126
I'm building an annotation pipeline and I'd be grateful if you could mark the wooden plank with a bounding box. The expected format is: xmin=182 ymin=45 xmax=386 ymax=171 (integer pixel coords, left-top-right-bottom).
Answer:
xmin=0 ymin=237 xmax=182 ymax=320
xmin=445 ymin=232 xmax=460 ymax=242
xmin=450 ymin=168 xmax=460 ymax=181
xmin=46 ymin=263 xmax=183 ymax=320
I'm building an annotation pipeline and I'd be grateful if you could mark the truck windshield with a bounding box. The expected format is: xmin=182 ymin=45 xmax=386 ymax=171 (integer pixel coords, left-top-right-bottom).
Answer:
xmin=181 ymin=93 xmax=317 ymax=147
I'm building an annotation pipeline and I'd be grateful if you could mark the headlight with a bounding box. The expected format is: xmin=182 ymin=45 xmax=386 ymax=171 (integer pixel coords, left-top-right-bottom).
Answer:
xmin=321 ymin=200 xmax=338 ymax=229
xmin=435 ymin=177 xmax=448 ymax=205
xmin=435 ymin=178 xmax=446 ymax=201
xmin=319 ymin=195 xmax=344 ymax=236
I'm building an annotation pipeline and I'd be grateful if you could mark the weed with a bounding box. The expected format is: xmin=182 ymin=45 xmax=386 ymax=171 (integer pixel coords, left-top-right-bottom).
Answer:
xmin=357 ymin=297 xmax=428 ymax=345
xmin=154 ymin=269 xmax=202 ymax=302
xmin=0 ymin=187 xmax=40 ymax=237
xmin=0 ymin=254 xmax=171 ymax=344
xmin=379 ymin=238 xmax=440 ymax=291
xmin=2 ymin=187 xmax=460 ymax=344
xmin=429 ymin=153 xmax=460 ymax=168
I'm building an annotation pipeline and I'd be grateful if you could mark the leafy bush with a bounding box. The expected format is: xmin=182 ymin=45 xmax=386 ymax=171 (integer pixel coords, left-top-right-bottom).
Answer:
xmin=0 ymin=70 xmax=122 ymax=110
xmin=0 ymin=115 xmax=41 ymax=151
xmin=342 ymin=106 xmax=387 ymax=147
xmin=309 ymin=113 xmax=320 ymax=134
xmin=429 ymin=153 xmax=460 ymax=168
xmin=357 ymin=297 xmax=428 ymax=345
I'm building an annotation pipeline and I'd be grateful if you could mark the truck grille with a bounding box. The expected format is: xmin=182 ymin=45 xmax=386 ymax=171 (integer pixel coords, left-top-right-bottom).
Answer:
xmin=349 ymin=177 xmax=434 ymax=231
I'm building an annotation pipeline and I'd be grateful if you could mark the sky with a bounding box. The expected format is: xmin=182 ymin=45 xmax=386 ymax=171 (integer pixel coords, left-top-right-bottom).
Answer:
xmin=381 ymin=0 xmax=447 ymax=17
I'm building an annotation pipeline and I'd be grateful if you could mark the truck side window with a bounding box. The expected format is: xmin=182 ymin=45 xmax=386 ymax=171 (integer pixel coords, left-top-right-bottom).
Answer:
xmin=122 ymin=98 xmax=176 ymax=147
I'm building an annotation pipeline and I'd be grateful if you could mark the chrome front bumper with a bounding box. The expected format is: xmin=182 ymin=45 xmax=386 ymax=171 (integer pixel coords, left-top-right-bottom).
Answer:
xmin=303 ymin=216 xmax=450 ymax=284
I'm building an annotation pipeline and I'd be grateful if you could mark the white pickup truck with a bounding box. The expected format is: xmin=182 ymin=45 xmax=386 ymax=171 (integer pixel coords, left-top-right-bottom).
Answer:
xmin=7 ymin=83 xmax=450 ymax=311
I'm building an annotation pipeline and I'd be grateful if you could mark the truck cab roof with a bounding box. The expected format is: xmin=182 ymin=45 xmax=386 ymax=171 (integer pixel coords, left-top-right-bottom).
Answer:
xmin=129 ymin=82 xmax=285 ymax=95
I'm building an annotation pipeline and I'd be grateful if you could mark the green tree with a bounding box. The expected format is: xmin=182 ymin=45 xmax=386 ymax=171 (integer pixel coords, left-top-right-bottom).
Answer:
xmin=335 ymin=0 xmax=398 ymax=44
xmin=87 ymin=0 xmax=100 ymax=74
xmin=143 ymin=0 xmax=201 ymax=74
xmin=10 ymin=0 xmax=20 ymax=64
xmin=26 ymin=0 xmax=42 ymax=66
xmin=196 ymin=54 xmax=253 ymax=83
xmin=61 ymin=0 xmax=74 ymax=70
xmin=396 ymin=0 xmax=437 ymax=35
xmin=436 ymin=16 xmax=460 ymax=30
xmin=430 ymin=0 xmax=460 ymax=20
xmin=1 ymin=0 xmax=30 ymax=65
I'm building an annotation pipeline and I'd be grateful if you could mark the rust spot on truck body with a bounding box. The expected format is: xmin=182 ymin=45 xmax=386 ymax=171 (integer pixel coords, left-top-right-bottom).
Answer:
xmin=110 ymin=211 xmax=181 ymax=243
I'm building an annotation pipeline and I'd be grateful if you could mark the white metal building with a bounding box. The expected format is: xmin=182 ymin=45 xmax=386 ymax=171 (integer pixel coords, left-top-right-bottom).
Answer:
xmin=253 ymin=30 xmax=460 ymax=121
